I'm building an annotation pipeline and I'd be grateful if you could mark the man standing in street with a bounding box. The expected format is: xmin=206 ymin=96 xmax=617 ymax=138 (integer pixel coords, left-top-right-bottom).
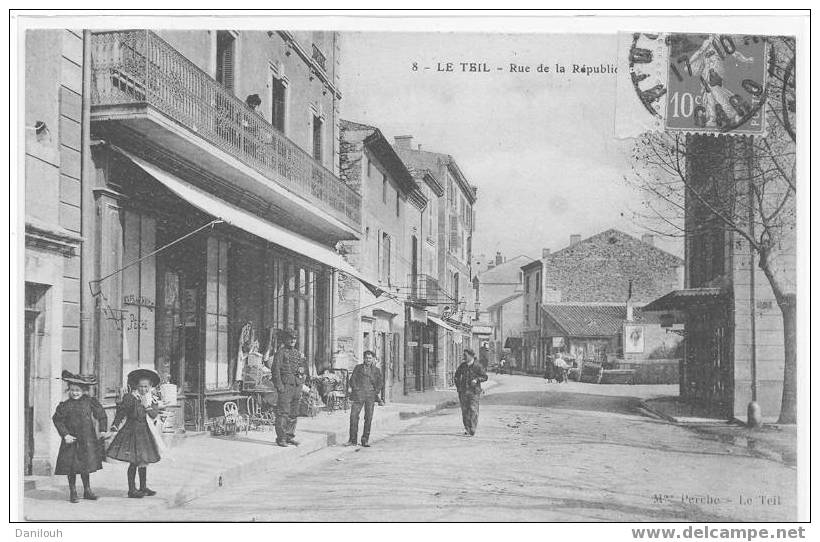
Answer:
xmin=346 ymin=350 xmax=384 ymax=447
xmin=454 ymin=349 xmax=488 ymax=436
xmin=271 ymin=329 xmax=308 ymax=447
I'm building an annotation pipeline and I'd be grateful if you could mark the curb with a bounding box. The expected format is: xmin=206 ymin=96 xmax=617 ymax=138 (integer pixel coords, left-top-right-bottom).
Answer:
xmin=638 ymin=400 xmax=679 ymax=424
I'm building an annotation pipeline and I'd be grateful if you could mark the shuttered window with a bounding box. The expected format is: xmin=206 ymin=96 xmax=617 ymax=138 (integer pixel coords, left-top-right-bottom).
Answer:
xmin=216 ymin=31 xmax=235 ymax=92
xmin=381 ymin=233 xmax=391 ymax=285
xmin=271 ymin=76 xmax=286 ymax=132
xmin=312 ymin=115 xmax=323 ymax=163
xmin=449 ymin=214 xmax=459 ymax=254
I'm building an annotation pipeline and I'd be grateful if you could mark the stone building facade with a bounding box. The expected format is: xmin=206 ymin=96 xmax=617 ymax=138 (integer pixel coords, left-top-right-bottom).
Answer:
xmin=23 ymin=29 xmax=86 ymax=476
xmin=336 ymin=120 xmax=426 ymax=400
xmin=521 ymin=230 xmax=683 ymax=372
xmin=22 ymin=28 xmax=370 ymax=469
xmin=394 ymin=137 xmax=477 ymax=388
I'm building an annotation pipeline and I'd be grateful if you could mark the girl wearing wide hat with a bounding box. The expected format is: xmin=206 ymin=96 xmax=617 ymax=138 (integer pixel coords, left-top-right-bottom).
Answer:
xmin=107 ymin=368 xmax=163 ymax=498
xmin=52 ymin=371 xmax=109 ymax=503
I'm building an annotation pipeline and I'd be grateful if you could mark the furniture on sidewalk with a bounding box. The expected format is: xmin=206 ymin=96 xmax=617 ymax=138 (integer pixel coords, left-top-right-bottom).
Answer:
xmin=318 ymin=369 xmax=349 ymax=412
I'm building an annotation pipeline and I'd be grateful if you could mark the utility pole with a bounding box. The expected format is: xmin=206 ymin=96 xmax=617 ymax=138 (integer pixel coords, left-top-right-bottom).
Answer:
xmin=746 ymin=136 xmax=761 ymax=428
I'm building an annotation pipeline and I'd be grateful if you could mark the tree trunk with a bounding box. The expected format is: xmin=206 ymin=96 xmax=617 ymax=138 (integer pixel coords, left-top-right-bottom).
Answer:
xmin=777 ymin=293 xmax=797 ymax=424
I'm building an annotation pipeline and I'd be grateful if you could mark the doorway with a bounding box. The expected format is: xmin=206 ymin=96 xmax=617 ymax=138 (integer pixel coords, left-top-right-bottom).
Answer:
xmin=24 ymin=284 xmax=47 ymax=476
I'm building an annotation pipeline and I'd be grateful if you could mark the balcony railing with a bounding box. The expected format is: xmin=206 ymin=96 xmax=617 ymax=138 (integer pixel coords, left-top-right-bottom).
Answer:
xmin=90 ymin=30 xmax=360 ymax=228
xmin=408 ymin=273 xmax=445 ymax=305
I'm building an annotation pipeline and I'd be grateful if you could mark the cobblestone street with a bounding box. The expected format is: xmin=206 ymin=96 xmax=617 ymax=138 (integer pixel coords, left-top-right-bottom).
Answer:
xmin=136 ymin=376 xmax=796 ymax=522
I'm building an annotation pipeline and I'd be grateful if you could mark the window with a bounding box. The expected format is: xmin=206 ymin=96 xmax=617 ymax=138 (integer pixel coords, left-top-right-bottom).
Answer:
xmin=453 ymin=272 xmax=460 ymax=302
xmin=312 ymin=115 xmax=323 ymax=162
xmin=525 ymin=304 xmax=530 ymax=326
xmin=535 ymin=302 xmax=540 ymax=325
xmin=271 ymin=75 xmax=286 ymax=132
xmin=536 ymin=272 xmax=541 ymax=293
xmin=396 ymin=189 xmax=401 ymax=217
xmin=380 ymin=233 xmax=391 ymax=285
xmin=525 ymin=275 xmax=530 ymax=293
xmin=215 ymin=31 xmax=236 ymax=91
xmin=449 ymin=214 xmax=460 ymax=255
xmin=205 ymin=236 xmax=230 ymax=390
xmin=382 ymin=173 xmax=387 ymax=204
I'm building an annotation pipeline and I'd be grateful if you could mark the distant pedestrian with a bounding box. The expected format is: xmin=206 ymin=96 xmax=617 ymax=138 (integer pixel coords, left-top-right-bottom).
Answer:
xmin=107 ymin=368 xmax=163 ymax=498
xmin=544 ymin=356 xmax=555 ymax=383
xmin=554 ymin=354 xmax=570 ymax=384
xmin=272 ymin=329 xmax=309 ymax=447
xmin=52 ymin=371 xmax=108 ymax=503
xmin=346 ymin=350 xmax=384 ymax=447
xmin=454 ymin=349 xmax=488 ymax=436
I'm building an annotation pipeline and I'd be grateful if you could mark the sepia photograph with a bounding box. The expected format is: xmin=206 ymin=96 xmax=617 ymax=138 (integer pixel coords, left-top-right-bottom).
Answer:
xmin=10 ymin=9 xmax=810 ymax=529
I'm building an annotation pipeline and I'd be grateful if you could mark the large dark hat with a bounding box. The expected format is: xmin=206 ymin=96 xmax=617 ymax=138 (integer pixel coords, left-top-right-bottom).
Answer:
xmin=127 ymin=368 xmax=160 ymax=387
xmin=61 ymin=370 xmax=97 ymax=387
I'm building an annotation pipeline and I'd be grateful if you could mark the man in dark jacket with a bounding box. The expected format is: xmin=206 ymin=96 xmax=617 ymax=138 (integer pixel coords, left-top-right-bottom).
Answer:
xmin=272 ymin=329 xmax=308 ymax=447
xmin=346 ymin=350 xmax=384 ymax=447
xmin=454 ymin=348 xmax=488 ymax=436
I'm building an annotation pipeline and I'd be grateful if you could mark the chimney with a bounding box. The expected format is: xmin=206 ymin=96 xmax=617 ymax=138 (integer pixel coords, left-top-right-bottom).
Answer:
xmin=394 ymin=135 xmax=413 ymax=150
xmin=642 ymin=233 xmax=655 ymax=246
xmin=495 ymin=251 xmax=503 ymax=266
xmin=570 ymin=234 xmax=581 ymax=247
xmin=418 ymin=144 xmax=423 ymax=151
xmin=542 ymin=248 xmax=551 ymax=258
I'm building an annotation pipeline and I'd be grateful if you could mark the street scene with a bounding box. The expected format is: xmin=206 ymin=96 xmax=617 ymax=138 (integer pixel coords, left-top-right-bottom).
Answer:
xmin=15 ymin=15 xmax=804 ymax=525
xmin=24 ymin=376 xmax=796 ymax=522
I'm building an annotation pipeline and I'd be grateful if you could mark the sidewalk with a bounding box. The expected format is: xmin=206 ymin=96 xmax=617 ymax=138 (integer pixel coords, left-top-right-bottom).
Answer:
xmin=641 ymin=396 xmax=797 ymax=468
xmin=392 ymin=379 xmax=498 ymax=412
xmin=21 ymin=384 xmax=495 ymax=521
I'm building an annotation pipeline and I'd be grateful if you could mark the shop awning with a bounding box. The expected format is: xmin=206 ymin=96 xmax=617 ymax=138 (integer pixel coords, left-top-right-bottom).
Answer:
xmin=643 ymin=288 xmax=725 ymax=312
xmin=427 ymin=315 xmax=458 ymax=332
xmin=116 ymin=148 xmax=383 ymax=296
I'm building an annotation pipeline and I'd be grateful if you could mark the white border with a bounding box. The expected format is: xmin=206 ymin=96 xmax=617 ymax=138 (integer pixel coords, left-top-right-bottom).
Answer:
xmin=6 ymin=8 xmax=812 ymax=539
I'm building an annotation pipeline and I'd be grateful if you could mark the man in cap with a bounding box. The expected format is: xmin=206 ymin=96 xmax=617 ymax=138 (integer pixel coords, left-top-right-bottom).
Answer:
xmin=346 ymin=350 xmax=384 ymax=447
xmin=454 ymin=349 xmax=488 ymax=436
xmin=271 ymin=329 xmax=309 ymax=447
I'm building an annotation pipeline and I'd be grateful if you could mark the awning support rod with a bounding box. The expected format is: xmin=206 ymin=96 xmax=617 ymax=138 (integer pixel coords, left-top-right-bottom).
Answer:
xmin=88 ymin=218 xmax=223 ymax=295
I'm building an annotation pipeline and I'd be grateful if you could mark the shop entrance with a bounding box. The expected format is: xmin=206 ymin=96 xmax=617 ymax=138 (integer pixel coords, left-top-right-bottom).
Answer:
xmin=155 ymin=229 xmax=207 ymax=431
xmin=24 ymin=284 xmax=47 ymax=476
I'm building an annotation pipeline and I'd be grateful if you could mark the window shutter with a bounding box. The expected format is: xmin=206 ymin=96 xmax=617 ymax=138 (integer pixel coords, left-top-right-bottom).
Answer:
xmin=222 ymin=46 xmax=234 ymax=91
xmin=377 ymin=230 xmax=382 ymax=282
xmin=384 ymin=235 xmax=393 ymax=285
xmin=449 ymin=215 xmax=458 ymax=253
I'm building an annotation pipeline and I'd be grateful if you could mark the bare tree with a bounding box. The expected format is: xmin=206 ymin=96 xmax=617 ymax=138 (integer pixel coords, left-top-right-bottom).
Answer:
xmin=626 ymin=37 xmax=796 ymax=423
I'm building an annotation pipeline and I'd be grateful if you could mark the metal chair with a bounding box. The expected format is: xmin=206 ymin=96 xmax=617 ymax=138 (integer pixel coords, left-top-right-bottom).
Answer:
xmin=222 ymin=401 xmax=248 ymax=436
xmin=246 ymin=394 xmax=274 ymax=431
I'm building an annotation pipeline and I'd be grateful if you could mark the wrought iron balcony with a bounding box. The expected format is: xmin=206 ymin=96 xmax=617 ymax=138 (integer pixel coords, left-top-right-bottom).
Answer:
xmin=408 ymin=273 xmax=446 ymax=305
xmin=90 ymin=30 xmax=361 ymax=231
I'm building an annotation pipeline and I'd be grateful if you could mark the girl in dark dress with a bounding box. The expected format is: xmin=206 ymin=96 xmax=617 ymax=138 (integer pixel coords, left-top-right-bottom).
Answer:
xmin=107 ymin=368 xmax=162 ymax=498
xmin=52 ymin=371 xmax=108 ymax=503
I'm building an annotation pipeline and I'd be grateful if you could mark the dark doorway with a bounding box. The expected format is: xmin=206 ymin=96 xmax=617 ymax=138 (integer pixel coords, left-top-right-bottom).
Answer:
xmin=24 ymin=284 xmax=47 ymax=476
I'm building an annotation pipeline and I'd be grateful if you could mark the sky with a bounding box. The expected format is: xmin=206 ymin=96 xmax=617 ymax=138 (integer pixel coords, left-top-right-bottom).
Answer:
xmin=339 ymin=31 xmax=684 ymax=261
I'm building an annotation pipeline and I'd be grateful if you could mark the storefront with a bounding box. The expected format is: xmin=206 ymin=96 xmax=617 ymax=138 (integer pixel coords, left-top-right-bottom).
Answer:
xmin=405 ymin=307 xmax=439 ymax=393
xmin=91 ymin=147 xmax=366 ymax=430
